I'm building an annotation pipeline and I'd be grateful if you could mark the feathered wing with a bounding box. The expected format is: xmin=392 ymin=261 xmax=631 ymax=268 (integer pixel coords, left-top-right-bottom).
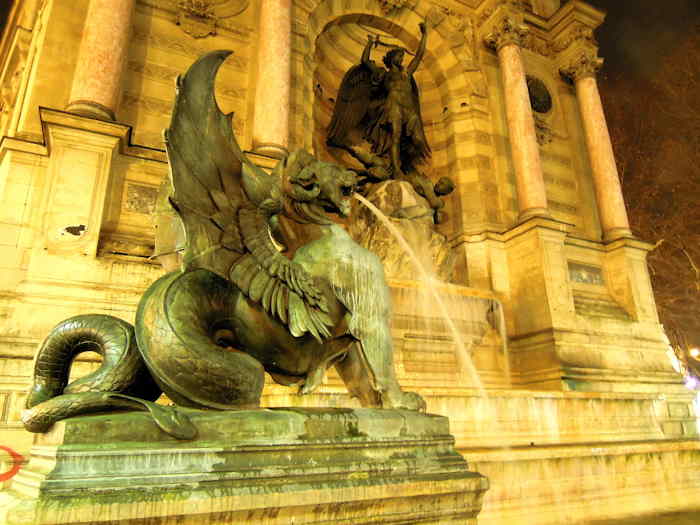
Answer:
xmin=327 ymin=63 xmax=379 ymax=146
xmin=164 ymin=50 xmax=332 ymax=341
xmin=407 ymin=76 xmax=431 ymax=166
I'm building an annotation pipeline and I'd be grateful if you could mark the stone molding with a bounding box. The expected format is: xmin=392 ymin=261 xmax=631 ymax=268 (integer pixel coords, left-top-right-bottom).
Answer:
xmin=550 ymin=2 xmax=606 ymax=80
xmin=553 ymin=21 xmax=597 ymax=53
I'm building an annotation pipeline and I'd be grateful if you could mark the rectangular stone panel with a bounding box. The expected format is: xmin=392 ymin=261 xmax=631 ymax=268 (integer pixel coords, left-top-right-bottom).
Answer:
xmin=568 ymin=262 xmax=604 ymax=285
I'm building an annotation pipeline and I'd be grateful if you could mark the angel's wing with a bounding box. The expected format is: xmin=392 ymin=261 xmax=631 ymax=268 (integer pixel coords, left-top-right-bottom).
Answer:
xmin=327 ymin=63 xmax=379 ymax=147
xmin=164 ymin=50 xmax=332 ymax=341
xmin=407 ymin=76 xmax=431 ymax=165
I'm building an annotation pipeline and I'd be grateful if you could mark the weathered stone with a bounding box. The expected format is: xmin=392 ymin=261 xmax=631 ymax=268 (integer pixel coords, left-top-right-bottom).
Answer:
xmin=0 ymin=408 xmax=488 ymax=524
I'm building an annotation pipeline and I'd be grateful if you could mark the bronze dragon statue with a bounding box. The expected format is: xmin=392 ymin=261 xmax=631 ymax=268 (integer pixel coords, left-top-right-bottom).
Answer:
xmin=22 ymin=51 xmax=425 ymax=440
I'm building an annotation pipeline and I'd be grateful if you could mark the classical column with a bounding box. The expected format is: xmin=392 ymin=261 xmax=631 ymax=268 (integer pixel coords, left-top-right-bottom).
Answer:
xmin=252 ymin=0 xmax=291 ymax=158
xmin=66 ymin=0 xmax=135 ymax=121
xmin=561 ymin=53 xmax=632 ymax=241
xmin=485 ymin=17 xmax=550 ymax=221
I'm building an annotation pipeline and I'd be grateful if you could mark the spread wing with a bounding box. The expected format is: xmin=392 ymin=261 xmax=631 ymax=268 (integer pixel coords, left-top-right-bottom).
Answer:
xmin=327 ymin=63 xmax=380 ymax=146
xmin=164 ymin=50 xmax=332 ymax=341
xmin=408 ymin=76 xmax=431 ymax=165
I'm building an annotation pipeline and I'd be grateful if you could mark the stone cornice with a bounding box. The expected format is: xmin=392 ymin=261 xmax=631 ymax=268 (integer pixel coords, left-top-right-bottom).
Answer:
xmin=38 ymin=108 xmax=168 ymax=163
xmin=550 ymin=0 xmax=605 ymax=78
xmin=549 ymin=0 xmax=605 ymax=38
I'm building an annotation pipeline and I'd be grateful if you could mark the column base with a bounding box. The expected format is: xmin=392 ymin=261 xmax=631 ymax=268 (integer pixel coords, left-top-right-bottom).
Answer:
xmin=251 ymin=142 xmax=288 ymax=159
xmin=65 ymin=100 xmax=115 ymax=121
xmin=603 ymin=226 xmax=634 ymax=242
xmin=518 ymin=206 xmax=551 ymax=222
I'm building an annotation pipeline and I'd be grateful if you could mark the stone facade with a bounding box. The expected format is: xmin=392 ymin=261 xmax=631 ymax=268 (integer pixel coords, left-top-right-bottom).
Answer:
xmin=0 ymin=0 xmax=698 ymax=523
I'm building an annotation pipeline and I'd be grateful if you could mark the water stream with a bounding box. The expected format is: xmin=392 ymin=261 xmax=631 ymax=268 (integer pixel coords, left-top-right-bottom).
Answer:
xmin=354 ymin=193 xmax=488 ymax=394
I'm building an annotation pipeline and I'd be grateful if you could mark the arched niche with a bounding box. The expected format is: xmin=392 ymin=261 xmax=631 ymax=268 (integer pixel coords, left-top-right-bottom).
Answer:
xmin=291 ymin=0 xmax=479 ymax=184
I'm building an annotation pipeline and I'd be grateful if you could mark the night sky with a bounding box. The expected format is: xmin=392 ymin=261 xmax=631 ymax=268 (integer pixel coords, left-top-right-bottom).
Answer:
xmin=590 ymin=0 xmax=700 ymax=83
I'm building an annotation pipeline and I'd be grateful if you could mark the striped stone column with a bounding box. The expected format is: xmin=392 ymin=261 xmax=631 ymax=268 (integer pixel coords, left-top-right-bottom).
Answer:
xmin=562 ymin=52 xmax=632 ymax=241
xmin=252 ymin=0 xmax=291 ymax=158
xmin=485 ymin=17 xmax=550 ymax=221
xmin=66 ymin=0 xmax=136 ymax=121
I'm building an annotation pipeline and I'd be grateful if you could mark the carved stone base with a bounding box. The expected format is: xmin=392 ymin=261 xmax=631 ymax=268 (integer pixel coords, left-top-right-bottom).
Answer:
xmin=0 ymin=408 xmax=488 ymax=524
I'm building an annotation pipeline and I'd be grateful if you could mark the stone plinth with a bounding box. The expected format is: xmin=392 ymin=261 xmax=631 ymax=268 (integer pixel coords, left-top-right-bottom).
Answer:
xmin=0 ymin=408 xmax=488 ymax=524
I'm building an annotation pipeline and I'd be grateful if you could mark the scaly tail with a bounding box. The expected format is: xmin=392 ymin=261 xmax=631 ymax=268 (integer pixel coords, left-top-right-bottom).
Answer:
xmin=23 ymin=314 xmax=196 ymax=439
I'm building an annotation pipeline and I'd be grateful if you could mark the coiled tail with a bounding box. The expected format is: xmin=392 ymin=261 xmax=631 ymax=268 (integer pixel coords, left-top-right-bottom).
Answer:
xmin=23 ymin=315 xmax=196 ymax=440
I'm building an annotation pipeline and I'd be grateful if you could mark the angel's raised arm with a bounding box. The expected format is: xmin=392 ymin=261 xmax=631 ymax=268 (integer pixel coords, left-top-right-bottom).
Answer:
xmin=407 ymin=23 xmax=428 ymax=75
xmin=362 ymin=34 xmax=379 ymax=66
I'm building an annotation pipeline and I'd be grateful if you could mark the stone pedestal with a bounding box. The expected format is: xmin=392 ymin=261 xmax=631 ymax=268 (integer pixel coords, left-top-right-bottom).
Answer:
xmin=0 ymin=408 xmax=488 ymax=524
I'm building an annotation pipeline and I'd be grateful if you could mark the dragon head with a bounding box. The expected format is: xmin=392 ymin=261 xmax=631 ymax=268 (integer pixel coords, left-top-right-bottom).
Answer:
xmin=280 ymin=150 xmax=357 ymax=222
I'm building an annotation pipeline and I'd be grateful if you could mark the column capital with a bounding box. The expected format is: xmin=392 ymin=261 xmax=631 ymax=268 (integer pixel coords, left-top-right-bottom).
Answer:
xmin=479 ymin=0 xmax=529 ymax=51
xmin=559 ymin=48 xmax=604 ymax=81
xmin=484 ymin=16 xmax=529 ymax=51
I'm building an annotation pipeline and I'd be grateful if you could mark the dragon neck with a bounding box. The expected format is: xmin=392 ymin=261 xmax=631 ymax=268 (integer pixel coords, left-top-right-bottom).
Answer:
xmin=282 ymin=197 xmax=333 ymax=226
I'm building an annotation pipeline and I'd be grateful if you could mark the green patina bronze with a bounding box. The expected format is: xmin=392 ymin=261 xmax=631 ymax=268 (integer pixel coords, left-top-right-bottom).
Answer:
xmin=21 ymin=51 xmax=425 ymax=440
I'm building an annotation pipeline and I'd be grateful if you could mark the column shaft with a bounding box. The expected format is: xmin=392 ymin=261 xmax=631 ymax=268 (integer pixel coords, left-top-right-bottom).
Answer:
xmin=67 ymin=0 xmax=135 ymax=120
xmin=252 ymin=0 xmax=291 ymax=158
xmin=498 ymin=43 xmax=549 ymax=220
xmin=575 ymin=75 xmax=632 ymax=240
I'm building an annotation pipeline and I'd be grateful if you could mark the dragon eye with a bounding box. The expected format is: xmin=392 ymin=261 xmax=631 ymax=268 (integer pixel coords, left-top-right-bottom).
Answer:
xmin=301 ymin=181 xmax=317 ymax=191
xmin=341 ymin=185 xmax=353 ymax=196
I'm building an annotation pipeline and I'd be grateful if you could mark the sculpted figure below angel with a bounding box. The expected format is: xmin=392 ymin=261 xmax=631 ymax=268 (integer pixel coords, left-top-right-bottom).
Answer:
xmin=327 ymin=22 xmax=454 ymax=219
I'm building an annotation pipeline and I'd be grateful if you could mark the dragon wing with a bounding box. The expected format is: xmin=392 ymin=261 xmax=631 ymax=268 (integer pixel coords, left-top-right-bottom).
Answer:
xmin=164 ymin=50 xmax=332 ymax=341
xmin=327 ymin=63 xmax=378 ymax=146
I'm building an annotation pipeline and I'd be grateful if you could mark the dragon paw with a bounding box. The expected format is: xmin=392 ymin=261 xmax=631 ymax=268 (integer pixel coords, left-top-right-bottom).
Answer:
xmin=381 ymin=389 xmax=426 ymax=412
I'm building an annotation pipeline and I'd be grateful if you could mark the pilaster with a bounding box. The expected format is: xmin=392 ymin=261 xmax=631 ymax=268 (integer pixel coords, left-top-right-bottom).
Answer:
xmin=604 ymin=237 xmax=660 ymax=324
xmin=39 ymin=110 xmax=123 ymax=257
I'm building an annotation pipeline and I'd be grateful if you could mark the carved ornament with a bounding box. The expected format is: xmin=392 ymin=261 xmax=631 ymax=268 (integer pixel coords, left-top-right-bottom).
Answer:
xmin=375 ymin=0 xmax=416 ymax=15
xmin=553 ymin=22 xmax=597 ymax=53
xmin=484 ymin=16 xmax=529 ymax=51
xmin=522 ymin=32 xmax=552 ymax=57
xmin=175 ymin=0 xmax=250 ymax=38
xmin=427 ymin=6 xmax=476 ymax=52
xmin=478 ymin=0 xmax=525 ymax=26
xmin=534 ymin=114 xmax=553 ymax=146
xmin=560 ymin=50 xmax=603 ymax=81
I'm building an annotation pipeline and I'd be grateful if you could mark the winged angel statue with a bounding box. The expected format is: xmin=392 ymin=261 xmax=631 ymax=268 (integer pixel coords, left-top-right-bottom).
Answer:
xmin=327 ymin=22 xmax=454 ymax=217
xmin=21 ymin=51 xmax=424 ymax=440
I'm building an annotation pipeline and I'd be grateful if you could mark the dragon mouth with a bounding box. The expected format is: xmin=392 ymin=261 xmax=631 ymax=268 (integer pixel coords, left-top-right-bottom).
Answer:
xmin=321 ymin=197 xmax=352 ymax=217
